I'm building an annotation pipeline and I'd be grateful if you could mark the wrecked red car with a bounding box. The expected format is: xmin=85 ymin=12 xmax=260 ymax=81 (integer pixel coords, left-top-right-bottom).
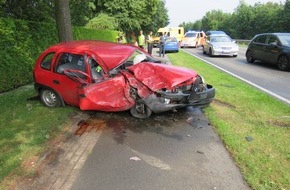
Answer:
xmin=33 ymin=40 xmax=215 ymax=118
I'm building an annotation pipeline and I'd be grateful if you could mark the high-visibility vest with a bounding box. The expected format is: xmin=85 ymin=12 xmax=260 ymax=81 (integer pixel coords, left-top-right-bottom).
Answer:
xmin=138 ymin=35 xmax=145 ymax=46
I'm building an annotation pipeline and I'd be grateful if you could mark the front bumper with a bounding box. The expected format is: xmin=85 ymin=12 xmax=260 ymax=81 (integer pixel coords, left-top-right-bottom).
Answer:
xmin=143 ymin=84 xmax=215 ymax=113
xmin=213 ymin=49 xmax=238 ymax=56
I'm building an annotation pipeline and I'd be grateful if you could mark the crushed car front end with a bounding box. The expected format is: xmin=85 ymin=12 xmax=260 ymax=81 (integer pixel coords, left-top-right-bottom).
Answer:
xmin=124 ymin=61 xmax=215 ymax=115
xmin=142 ymin=75 xmax=215 ymax=113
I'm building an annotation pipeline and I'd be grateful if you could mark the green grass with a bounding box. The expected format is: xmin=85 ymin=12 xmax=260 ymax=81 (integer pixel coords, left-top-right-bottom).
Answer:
xmin=0 ymin=85 xmax=77 ymax=188
xmin=168 ymin=51 xmax=290 ymax=190
xmin=0 ymin=52 xmax=289 ymax=190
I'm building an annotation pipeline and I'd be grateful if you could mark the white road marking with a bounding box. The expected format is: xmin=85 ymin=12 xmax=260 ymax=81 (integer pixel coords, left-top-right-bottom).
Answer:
xmin=130 ymin=148 xmax=171 ymax=170
xmin=183 ymin=50 xmax=290 ymax=106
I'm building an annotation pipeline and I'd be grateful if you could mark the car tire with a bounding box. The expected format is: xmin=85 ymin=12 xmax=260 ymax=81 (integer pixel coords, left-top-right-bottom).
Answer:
xmin=202 ymin=47 xmax=206 ymax=54
xmin=246 ymin=50 xmax=255 ymax=63
xmin=233 ymin=55 xmax=237 ymax=57
xmin=277 ymin=55 xmax=290 ymax=71
xmin=40 ymin=89 xmax=62 ymax=107
xmin=130 ymin=102 xmax=152 ymax=119
xmin=209 ymin=48 xmax=213 ymax=57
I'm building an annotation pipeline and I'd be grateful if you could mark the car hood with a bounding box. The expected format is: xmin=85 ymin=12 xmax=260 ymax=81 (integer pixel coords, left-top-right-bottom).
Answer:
xmin=212 ymin=42 xmax=237 ymax=47
xmin=127 ymin=62 xmax=198 ymax=91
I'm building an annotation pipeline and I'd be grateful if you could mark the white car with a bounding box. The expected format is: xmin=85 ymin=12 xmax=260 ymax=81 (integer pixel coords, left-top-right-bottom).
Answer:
xmin=203 ymin=34 xmax=239 ymax=57
xmin=180 ymin=31 xmax=205 ymax=48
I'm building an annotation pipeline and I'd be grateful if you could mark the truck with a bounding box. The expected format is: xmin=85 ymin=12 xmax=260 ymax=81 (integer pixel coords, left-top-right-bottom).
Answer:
xmin=153 ymin=27 xmax=184 ymax=47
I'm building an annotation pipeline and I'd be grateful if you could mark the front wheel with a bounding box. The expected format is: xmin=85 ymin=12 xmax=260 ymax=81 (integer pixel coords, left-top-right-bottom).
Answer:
xmin=202 ymin=47 xmax=206 ymax=54
xmin=130 ymin=102 xmax=152 ymax=119
xmin=209 ymin=48 xmax=213 ymax=57
xmin=40 ymin=89 xmax=62 ymax=107
xmin=277 ymin=55 xmax=290 ymax=71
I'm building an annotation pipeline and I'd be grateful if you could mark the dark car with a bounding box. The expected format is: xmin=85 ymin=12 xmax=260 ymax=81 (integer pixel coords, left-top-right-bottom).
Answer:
xmin=246 ymin=33 xmax=290 ymax=71
xmin=33 ymin=40 xmax=215 ymax=118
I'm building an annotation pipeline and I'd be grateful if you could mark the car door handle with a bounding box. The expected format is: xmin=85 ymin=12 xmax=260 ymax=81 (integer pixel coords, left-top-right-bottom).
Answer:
xmin=53 ymin=80 xmax=60 ymax=84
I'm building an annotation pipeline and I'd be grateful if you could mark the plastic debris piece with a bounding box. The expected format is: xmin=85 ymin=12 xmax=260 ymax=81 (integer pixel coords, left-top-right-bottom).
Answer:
xmin=245 ymin=136 xmax=254 ymax=141
xmin=130 ymin=156 xmax=141 ymax=161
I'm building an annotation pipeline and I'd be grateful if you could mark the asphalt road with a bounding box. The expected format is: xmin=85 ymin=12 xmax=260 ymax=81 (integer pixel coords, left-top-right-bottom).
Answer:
xmin=182 ymin=46 xmax=290 ymax=106
xmin=70 ymin=109 xmax=250 ymax=190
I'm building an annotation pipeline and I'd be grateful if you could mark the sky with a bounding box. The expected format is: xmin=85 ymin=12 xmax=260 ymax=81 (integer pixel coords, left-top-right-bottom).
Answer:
xmin=165 ymin=0 xmax=286 ymax=27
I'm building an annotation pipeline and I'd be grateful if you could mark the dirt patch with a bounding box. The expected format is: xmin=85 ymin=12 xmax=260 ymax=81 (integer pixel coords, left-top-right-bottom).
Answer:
xmin=267 ymin=120 xmax=290 ymax=128
xmin=213 ymin=99 xmax=236 ymax=109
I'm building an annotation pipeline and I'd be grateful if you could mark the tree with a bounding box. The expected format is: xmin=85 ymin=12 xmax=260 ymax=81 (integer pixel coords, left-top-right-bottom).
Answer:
xmin=201 ymin=10 xmax=230 ymax=32
xmin=54 ymin=0 xmax=73 ymax=42
xmin=0 ymin=0 xmax=55 ymax=22
xmin=70 ymin=0 xmax=96 ymax=26
xmin=278 ymin=0 xmax=290 ymax=32
xmin=92 ymin=0 xmax=168 ymax=33
xmin=86 ymin=13 xmax=118 ymax=30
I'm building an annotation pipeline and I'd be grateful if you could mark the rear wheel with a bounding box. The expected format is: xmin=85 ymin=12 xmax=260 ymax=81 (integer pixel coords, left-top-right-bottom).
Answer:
xmin=246 ymin=50 xmax=255 ymax=63
xmin=277 ymin=55 xmax=290 ymax=71
xmin=40 ymin=89 xmax=62 ymax=107
xmin=130 ymin=102 xmax=152 ymax=119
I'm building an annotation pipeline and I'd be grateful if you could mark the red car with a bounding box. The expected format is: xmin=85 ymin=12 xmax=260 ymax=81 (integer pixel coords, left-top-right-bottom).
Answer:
xmin=33 ymin=40 xmax=215 ymax=118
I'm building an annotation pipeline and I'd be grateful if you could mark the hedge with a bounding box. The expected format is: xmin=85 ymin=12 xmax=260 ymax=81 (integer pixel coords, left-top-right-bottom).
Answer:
xmin=0 ymin=18 xmax=119 ymax=93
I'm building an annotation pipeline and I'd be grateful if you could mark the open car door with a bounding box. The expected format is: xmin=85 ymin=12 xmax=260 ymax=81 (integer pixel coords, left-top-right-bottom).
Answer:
xmin=78 ymin=74 xmax=135 ymax=112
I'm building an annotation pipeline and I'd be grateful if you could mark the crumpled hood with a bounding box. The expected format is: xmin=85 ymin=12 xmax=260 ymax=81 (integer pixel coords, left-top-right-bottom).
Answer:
xmin=127 ymin=62 xmax=198 ymax=91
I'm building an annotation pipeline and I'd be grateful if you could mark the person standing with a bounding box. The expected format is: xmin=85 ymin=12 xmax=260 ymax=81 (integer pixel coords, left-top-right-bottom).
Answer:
xmin=138 ymin=30 xmax=145 ymax=49
xmin=159 ymin=33 xmax=166 ymax=57
xmin=146 ymin=31 xmax=153 ymax=55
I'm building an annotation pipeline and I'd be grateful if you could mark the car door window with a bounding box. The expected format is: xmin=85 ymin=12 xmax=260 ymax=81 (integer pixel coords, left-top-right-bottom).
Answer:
xmin=267 ymin=35 xmax=278 ymax=45
xmin=254 ymin=35 xmax=267 ymax=44
xmin=40 ymin=53 xmax=54 ymax=70
xmin=55 ymin=53 xmax=86 ymax=74
xmin=88 ymin=58 xmax=104 ymax=82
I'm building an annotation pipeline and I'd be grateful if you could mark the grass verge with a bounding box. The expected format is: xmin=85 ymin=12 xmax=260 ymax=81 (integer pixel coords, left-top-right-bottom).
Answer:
xmin=0 ymin=84 xmax=77 ymax=189
xmin=168 ymin=51 xmax=290 ymax=190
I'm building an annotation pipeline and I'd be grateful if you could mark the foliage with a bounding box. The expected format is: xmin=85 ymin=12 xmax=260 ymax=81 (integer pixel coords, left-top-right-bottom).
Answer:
xmin=278 ymin=0 xmax=290 ymax=32
xmin=0 ymin=0 xmax=55 ymax=22
xmin=86 ymin=13 xmax=118 ymax=30
xmin=93 ymin=0 xmax=169 ymax=33
xmin=74 ymin=26 xmax=118 ymax=42
xmin=0 ymin=17 xmax=118 ymax=93
xmin=0 ymin=0 xmax=95 ymax=26
xmin=182 ymin=1 xmax=287 ymax=39
xmin=70 ymin=0 xmax=96 ymax=26
xmin=143 ymin=0 xmax=169 ymax=33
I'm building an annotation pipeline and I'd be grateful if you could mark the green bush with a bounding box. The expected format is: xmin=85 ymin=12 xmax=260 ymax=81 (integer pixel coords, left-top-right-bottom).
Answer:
xmin=73 ymin=26 xmax=118 ymax=42
xmin=0 ymin=18 xmax=119 ymax=93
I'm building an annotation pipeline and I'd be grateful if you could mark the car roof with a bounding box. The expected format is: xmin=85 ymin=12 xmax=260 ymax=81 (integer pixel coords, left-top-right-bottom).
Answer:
xmin=205 ymin=31 xmax=226 ymax=36
xmin=254 ymin=33 xmax=290 ymax=37
xmin=46 ymin=40 xmax=136 ymax=70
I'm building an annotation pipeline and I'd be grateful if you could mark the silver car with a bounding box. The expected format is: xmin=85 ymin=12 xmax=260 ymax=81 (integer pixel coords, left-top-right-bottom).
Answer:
xmin=203 ymin=35 xmax=239 ymax=57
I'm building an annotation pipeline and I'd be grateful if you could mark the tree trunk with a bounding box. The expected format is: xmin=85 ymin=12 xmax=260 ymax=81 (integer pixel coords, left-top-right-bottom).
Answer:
xmin=54 ymin=0 xmax=73 ymax=42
